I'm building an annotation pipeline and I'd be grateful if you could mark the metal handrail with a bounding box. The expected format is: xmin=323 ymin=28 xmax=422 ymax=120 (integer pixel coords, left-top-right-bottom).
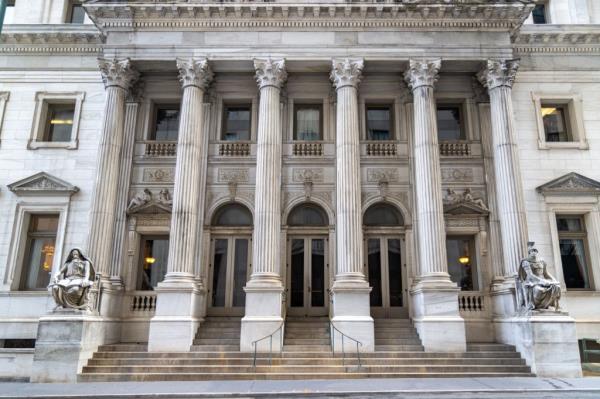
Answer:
xmin=251 ymin=320 xmax=284 ymax=370
xmin=330 ymin=321 xmax=362 ymax=371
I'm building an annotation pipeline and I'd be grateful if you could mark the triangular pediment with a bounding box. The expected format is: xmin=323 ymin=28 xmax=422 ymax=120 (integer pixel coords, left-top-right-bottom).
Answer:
xmin=536 ymin=172 xmax=600 ymax=196
xmin=7 ymin=172 xmax=79 ymax=197
xmin=444 ymin=202 xmax=489 ymax=215
xmin=127 ymin=201 xmax=172 ymax=215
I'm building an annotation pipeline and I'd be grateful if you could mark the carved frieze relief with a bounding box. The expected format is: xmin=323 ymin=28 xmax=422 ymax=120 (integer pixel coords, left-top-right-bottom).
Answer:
xmin=218 ymin=168 xmax=249 ymax=183
xmin=292 ymin=168 xmax=324 ymax=183
xmin=441 ymin=168 xmax=474 ymax=183
xmin=366 ymin=168 xmax=399 ymax=183
xmin=142 ymin=168 xmax=175 ymax=183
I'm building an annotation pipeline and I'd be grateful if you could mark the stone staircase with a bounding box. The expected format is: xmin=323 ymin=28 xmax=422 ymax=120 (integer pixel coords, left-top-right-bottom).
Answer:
xmin=79 ymin=317 xmax=534 ymax=381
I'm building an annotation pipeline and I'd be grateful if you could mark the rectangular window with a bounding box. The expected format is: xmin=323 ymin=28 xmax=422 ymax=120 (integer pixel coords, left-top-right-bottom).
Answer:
xmin=222 ymin=104 xmax=251 ymax=141
xmin=67 ymin=2 xmax=86 ymax=24
xmin=4 ymin=1 xmax=16 ymax=25
xmin=150 ymin=104 xmax=180 ymax=141
xmin=542 ymin=104 xmax=572 ymax=142
xmin=556 ymin=215 xmax=591 ymax=289
xmin=294 ymin=104 xmax=322 ymax=141
xmin=446 ymin=236 xmax=478 ymax=291
xmin=137 ymin=236 xmax=169 ymax=291
xmin=366 ymin=104 xmax=393 ymax=140
xmin=532 ymin=3 xmax=548 ymax=24
xmin=437 ymin=105 xmax=465 ymax=141
xmin=20 ymin=214 xmax=59 ymax=291
xmin=43 ymin=103 xmax=75 ymax=142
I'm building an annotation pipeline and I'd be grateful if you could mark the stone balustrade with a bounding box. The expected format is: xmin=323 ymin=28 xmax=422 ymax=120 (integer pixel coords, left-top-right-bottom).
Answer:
xmin=365 ymin=142 xmax=397 ymax=156
xmin=144 ymin=141 xmax=177 ymax=157
xmin=129 ymin=292 xmax=157 ymax=314
xmin=439 ymin=141 xmax=471 ymax=157
xmin=219 ymin=142 xmax=250 ymax=156
xmin=293 ymin=141 xmax=323 ymax=156
xmin=458 ymin=292 xmax=485 ymax=314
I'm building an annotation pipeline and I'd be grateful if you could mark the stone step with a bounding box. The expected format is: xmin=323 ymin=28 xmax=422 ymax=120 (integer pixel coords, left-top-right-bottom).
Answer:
xmin=196 ymin=332 xmax=241 ymax=339
xmin=283 ymin=345 xmax=331 ymax=352
xmin=374 ymin=345 xmax=424 ymax=351
xmin=467 ymin=343 xmax=516 ymax=352
xmin=190 ymin=345 xmax=240 ymax=351
xmin=192 ymin=338 xmax=240 ymax=345
xmin=374 ymin=338 xmax=422 ymax=345
xmin=284 ymin=338 xmax=331 ymax=345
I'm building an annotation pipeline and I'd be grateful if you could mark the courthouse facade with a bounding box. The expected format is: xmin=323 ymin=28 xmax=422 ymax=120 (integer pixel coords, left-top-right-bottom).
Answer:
xmin=0 ymin=0 xmax=600 ymax=381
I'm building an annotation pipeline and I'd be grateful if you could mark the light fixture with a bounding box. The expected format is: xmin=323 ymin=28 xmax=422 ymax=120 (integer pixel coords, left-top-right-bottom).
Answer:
xmin=42 ymin=244 xmax=55 ymax=271
xmin=541 ymin=107 xmax=557 ymax=117
xmin=50 ymin=119 xmax=73 ymax=125
xmin=145 ymin=257 xmax=156 ymax=264
xmin=458 ymin=256 xmax=470 ymax=265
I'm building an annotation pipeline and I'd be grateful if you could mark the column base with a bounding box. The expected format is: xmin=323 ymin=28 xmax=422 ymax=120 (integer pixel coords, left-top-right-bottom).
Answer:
xmin=98 ymin=277 xmax=124 ymax=319
xmin=489 ymin=276 xmax=518 ymax=318
xmin=330 ymin=280 xmax=374 ymax=352
xmin=494 ymin=311 xmax=582 ymax=378
xmin=240 ymin=284 xmax=284 ymax=352
xmin=147 ymin=278 xmax=205 ymax=352
xmin=30 ymin=309 xmax=106 ymax=383
xmin=409 ymin=276 xmax=466 ymax=352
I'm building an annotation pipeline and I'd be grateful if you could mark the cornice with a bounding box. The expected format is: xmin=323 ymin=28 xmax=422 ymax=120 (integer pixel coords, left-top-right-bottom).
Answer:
xmin=513 ymin=25 xmax=600 ymax=54
xmin=0 ymin=25 xmax=103 ymax=54
xmin=84 ymin=1 xmax=534 ymax=33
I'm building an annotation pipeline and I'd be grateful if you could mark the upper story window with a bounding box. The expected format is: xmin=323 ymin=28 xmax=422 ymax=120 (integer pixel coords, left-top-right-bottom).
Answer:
xmin=44 ymin=103 xmax=75 ymax=142
xmin=557 ymin=215 xmax=592 ymax=289
xmin=150 ymin=104 xmax=180 ymax=141
xmin=20 ymin=214 xmax=59 ymax=291
xmin=137 ymin=235 xmax=169 ymax=291
xmin=437 ymin=105 xmax=465 ymax=141
xmin=66 ymin=1 xmax=86 ymax=24
xmin=294 ymin=103 xmax=322 ymax=141
xmin=222 ymin=104 xmax=251 ymax=141
xmin=366 ymin=104 xmax=393 ymax=141
xmin=4 ymin=1 xmax=15 ymax=24
xmin=532 ymin=2 xmax=549 ymax=24
xmin=542 ymin=104 xmax=571 ymax=142
xmin=446 ymin=236 xmax=478 ymax=291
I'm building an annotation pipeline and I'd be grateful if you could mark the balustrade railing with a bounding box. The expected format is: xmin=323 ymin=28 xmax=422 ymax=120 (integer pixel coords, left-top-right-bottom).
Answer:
xmin=365 ymin=142 xmax=396 ymax=156
xmin=219 ymin=142 xmax=251 ymax=156
xmin=144 ymin=141 xmax=177 ymax=157
xmin=129 ymin=292 xmax=157 ymax=314
xmin=293 ymin=142 xmax=323 ymax=156
xmin=458 ymin=292 xmax=485 ymax=314
xmin=439 ymin=141 xmax=471 ymax=157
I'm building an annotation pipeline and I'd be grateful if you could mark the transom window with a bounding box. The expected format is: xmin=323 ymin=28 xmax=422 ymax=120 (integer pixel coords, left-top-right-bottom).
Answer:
xmin=212 ymin=203 xmax=253 ymax=226
xmin=222 ymin=104 xmax=251 ymax=141
xmin=532 ymin=2 xmax=548 ymax=24
xmin=556 ymin=215 xmax=591 ymax=289
xmin=446 ymin=236 xmax=478 ymax=291
xmin=363 ymin=203 xmax=404 ymax=227
xmin=150 ymin=104 xmax=180 ymax=141
xmin=366 ymin=104 xmax=393 ymax=140
xmin=542 ymin=104 xmax=572 ymax=142
xmin=294 ymin=104 xmax=322 ymax=141
xmin=436 ymin=105 xmax=465 ymax=141
xmin=287 ymin=204 xmax=328 ymax=226
xmin=138 ymin=235 xmax=169 ymax=291
xmin=44 ymin=103 xmax=75 ymax=142
xmin=20 ymin=214 xmax=59 ymax=291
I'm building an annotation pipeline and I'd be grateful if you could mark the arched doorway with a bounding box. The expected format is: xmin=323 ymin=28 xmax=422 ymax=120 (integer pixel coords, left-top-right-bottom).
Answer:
xmin=208 ymin=203 xmax=253 ymax=316
xmin=286 ymin=203 xmax=330 ymax=316
xmin=363 ymin=202 xmax=407 ymax=318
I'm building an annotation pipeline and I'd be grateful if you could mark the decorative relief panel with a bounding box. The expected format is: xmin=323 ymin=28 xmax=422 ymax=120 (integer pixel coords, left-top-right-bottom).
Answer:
xmin=366 ymin=168 xmax=399 ymax=183
xmin=142 ymin=168 xmax=175 ymax=183
xmin=445 ymin=218 xmax=480 ymax=228
xmin=292 ymin=168 xmax=324 ymax=183
xmin=441 ymin=168 xmax=474 ymax=183
xmin=218 ymin=168 xmax=249 ymax=183
xmin=134 ymin=214 xmax=171 ymax=227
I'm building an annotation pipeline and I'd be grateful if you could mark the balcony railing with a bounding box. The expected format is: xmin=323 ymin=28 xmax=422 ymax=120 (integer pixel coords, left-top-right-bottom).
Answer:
xmin=293 ymin=141 xmax=323 ymax=157
xmin=458 ymin=292 xmax=485 ymax=314
xmin=129 ymin=292 xmax=157 ymax=314
xmin=144 ymin=141 xmax=177 ymax=157
xmin=439 ymin=141 xmax=471 ymax=157
xmin=365 ymin=142 xmax=397 ymax=156
xmin=219 ymin=142 xmax=251 ymax=156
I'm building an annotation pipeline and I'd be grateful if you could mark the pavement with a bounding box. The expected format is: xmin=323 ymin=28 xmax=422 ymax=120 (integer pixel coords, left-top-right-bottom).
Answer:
xmin=1 ymin=378 xmax=600 ymax=399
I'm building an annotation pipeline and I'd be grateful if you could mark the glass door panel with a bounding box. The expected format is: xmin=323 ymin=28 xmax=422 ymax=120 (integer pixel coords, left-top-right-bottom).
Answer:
xmin=290 ymin=239 xmax=305 ymax=307
xmin=232 ymin=238 xmax=249 ymax=307
xmin=212 ymin=239 xmax=228 ymax=307
xmin=366 ymin=236 xmax=405 ymax=317
xmin=367 ymin=239 xmax=383 ymax=307
xmin=387 ymin=239 xmax=402 ymax=307
xmin=311 ymin=239 xmax=325 ymax=307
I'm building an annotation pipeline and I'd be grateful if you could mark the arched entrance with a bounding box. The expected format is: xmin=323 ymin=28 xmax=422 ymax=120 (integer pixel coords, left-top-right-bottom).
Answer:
xmin=285 ymin=203 xmax=330 ymax=317
xmin=207 ymin=203 xmax=253 ymax=316
xmin=363 ymin=202 xmax=407 ymax=318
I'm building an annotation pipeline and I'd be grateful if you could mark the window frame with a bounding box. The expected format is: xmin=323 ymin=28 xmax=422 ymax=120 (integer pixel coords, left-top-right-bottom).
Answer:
xmin=364 ymin=103 xmax=395 ymax=141
xmin=29 ymin=92 xmax=84 ymax=150
xmin=555 ymin=214 xmax=594 ymax=291
xmin=18 ymin=214 xmax=60 ymax=291
xmin=532 ymin=1 xmax=550 ymax=24
xmin=293 ymin=102 xmax=324 ymax=141
xmin=148 ymin=101 xmax=181 ymax=142
xmin=532 ymin=93 xmax=588 ymax=150
xmin=220 ymin=102 xmax=253 ymax=142
xmin=136 ymin=234 xmax=170 ymax=291
xmin=436 ymin=102 xmax=467 ymax=142
xmin=65 ymin=1 xmax=86 ymax=24
xmin=445 ymin=234 xmax=479 ymax=291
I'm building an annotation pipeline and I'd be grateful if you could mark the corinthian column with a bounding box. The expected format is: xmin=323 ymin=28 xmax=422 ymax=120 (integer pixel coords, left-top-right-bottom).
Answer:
xmin=241 ymin=58 xmax=287 ymax=352
xmin=148 ymin=58 xmax=213 ymax=352
xmin=405 ymin=59 xmax=465 ymax=352
xmin=329 ymin=58 xmax=374 ymax=352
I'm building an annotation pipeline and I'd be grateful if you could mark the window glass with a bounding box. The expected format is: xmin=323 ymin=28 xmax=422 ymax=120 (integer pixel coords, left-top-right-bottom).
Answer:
xmin=294 ymin=105 xmax=322 ymax=141
xmin=222 ymin=105 xmax=251 ymax=141
xmin=542 ymin=105 xmax=572 ymax=142
xmin=212 ymin=204 xmax=253 ymax=226
xmin=311 ymin=239 xmax=325 ymax=307
xmin=44 ymin=104 xmax=74 ymax=142
xmin=20 ymin=214 xmax=59 ymax=291
xmin=446 ymin=237 xmax=477 ymax=291
xmin=366 ymin=105 xmax=392 ymax=140
xmin=290 ymin=239 xmax=304 ymax=307
xmin=363 ymin=203 xmax=404 ymax=226
xmin=152 ymin=105 xmax=180 ymax=141
xmin=212 ymin=239 xmax=228 ymax=307
xmin=556 ymin=216 xmax=591 ymax=289
xmin=287 ymin=204 xmax=328 ymax=226
xmin=387 ymin=238 xmax=403 ymax=307
xmin=69 ymin=4 xmax=86 ymax=24
xmin=436 ymin=105 xmax=464 ymax=141
xmin=367 ymin=239 xmax=383 ymax=307
xmin=138 ymin=236 xmax=169 ymax=290
xmin=4 ymin=1 xmax=15 ymax=24
xmin=532 ymin=4 xmax=548 ymax=24
xmin=232 ymin=239 xmax=249 ymax=307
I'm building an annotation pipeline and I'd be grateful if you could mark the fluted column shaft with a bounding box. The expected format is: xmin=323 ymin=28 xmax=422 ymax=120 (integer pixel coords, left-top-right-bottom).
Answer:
xmin=165 ymin=58 xmax=213 ymax=278
xmin=478 ymin=60 xmax=528 ymax=276
xmin=331 ymin=59 xmax=365 ymax=281
xmin=87 ymin=59 xmax=138 ymax=277
xmin=249 ymin=59 xmax=287 ymax=283
xmin=405 ymin=59 xmax=449 ymax=277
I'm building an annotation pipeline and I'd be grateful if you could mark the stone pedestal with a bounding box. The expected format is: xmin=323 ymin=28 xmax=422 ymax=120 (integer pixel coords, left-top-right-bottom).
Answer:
xmin=495 ymin=311 xmax=582 ymax=377
xmin=330 ymin=285 xmax=374 ymax=352
xmin=30 ymin=309 xmax=109 ymax=383
xmin=240 ymin=286 xmax=284 ymax=352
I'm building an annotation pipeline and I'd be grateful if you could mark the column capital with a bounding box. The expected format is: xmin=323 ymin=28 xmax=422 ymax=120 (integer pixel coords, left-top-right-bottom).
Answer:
xmin=330 ymin=58 xmax=364 ymax=90
xmin=404 ymin=59 xmax=441 ymax=91
xmin=176 ymin=58 xmax=213 ymax=90
xmin=254 ymin=58 xmax=287 ymax=90
xmin=477 ymin=59 xmax=520 ymax=91
xmin=98 ymin=58 xmax=139 ymax=91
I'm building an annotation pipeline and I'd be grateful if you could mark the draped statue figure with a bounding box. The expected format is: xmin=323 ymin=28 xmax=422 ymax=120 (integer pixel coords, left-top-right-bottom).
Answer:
xmin=516 ymin=242 xmax=562 ymax=312
xmin=51 ymin=248 xmax=97 ymax=310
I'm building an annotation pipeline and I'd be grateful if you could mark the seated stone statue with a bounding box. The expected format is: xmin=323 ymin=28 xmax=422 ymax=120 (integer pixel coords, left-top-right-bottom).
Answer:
xmin=51 ymin=248 xmax=96 ymax=310
xmin=517 ymin=242 xmax=561 ymax=312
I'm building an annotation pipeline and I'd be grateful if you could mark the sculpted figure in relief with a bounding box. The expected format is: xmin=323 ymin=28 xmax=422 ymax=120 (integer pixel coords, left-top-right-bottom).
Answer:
xmin=127 ymin=189 xmax=152 ymax=211
xmin=157 ymin=189 xmax=173 ymax=206
xmin=51 ymin=248 xmax=97 ymax=310
xmin=517 ymin=242 xmax=562 ymax=312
